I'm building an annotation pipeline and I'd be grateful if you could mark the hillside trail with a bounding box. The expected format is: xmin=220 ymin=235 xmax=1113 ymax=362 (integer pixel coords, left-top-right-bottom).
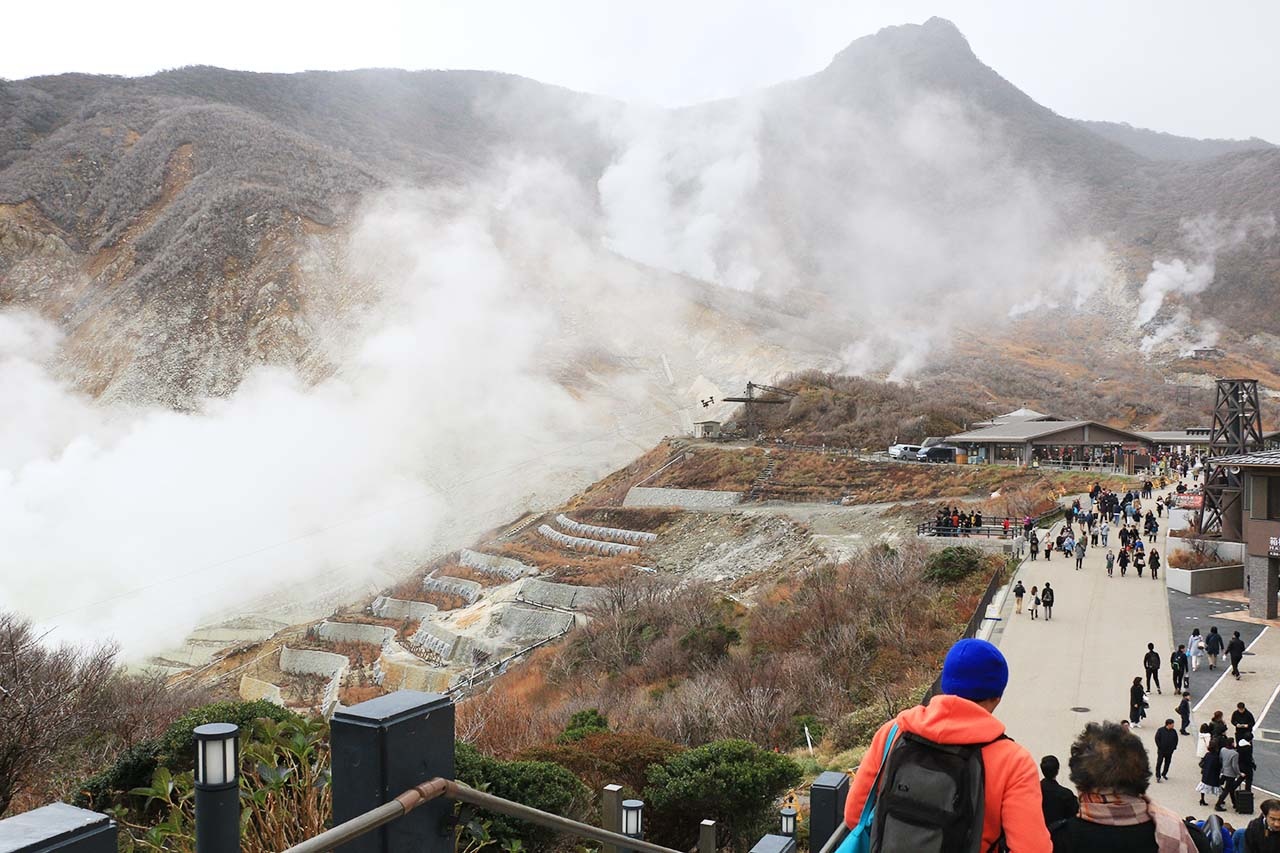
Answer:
xmin=991 ymin=486 xmax=1280 ymax=825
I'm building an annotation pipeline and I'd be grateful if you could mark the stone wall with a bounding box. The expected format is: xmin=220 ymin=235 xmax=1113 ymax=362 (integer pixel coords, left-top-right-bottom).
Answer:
xmin=280 ymin=646 xmax=349 ymax=678
xmin=369 ymin=596 xmax=437 ymax=621
xmin=538 ymin=524 xmax=639 ymax=556
xmin=375 ymin=646 xmax=451 ymax=692
xmin=624 ymin=486 xmax=742 ymax=509
xmin=520 ymin=578 xmax=605 ymax=610
xmin=423 ymin=575 xmax=482 ymax=603
xmin=239 ymin=675 xmax=283 ymax=705
xmin=409 ymin=621 xmax=460 ymax=661
xmin=488 ymin=605 xmax=574 ymax=643
xmin=1167 ymin=564 xmax=1245 ymax=595
xmin=314 ymin=620 xmax=394 ymax=648
xmin=555 ymin=514 xmax=657 ymax=545
xmin=459 ymin=548 xmax=539 ymax=580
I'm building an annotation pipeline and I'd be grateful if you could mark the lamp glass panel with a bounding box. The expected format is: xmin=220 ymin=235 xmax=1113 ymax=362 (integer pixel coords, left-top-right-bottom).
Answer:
xmin=204 ymin=740 xmax=227 ymax=785
xmin=223 ymin=737 xmax=237 ymax=783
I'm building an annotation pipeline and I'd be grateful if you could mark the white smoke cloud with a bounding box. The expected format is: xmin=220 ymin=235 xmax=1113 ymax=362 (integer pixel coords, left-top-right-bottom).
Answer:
xmin=1136 ymin=213 xmax=1277 ymax=350
xmin=0 ymin=161 xmax=709 ymax=660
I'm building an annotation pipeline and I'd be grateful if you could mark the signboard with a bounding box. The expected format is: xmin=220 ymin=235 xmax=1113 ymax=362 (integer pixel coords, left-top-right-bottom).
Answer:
xmin=1270 ymin=536 xmax=1280 ymax=558
xmin=1175 ymin=493 xmax=1204 ymax=509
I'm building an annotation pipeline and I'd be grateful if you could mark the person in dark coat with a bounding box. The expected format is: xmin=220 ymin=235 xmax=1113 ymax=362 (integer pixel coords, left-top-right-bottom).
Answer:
xmin=1040 ymin=754 xmax=1079 ymax=826
xmin=1130 ymin=676 xmax=1148 ymax=727
xmin=1242 ymin=798 xmax=1280 ymax=852
xmin=1042 ymin=583 xmax=1056 ymax=620
xmin=1200 ymin=744 xmax=1223 ymax=807
xmin=1229 ymin=631 xmax=1248 ymax=679
xmin=1144 ymin=643 xmax=1162 ymax=694
xmin=1172 ymin=645 xmax=1189 ymax=693
xmin=1154 ymin=718 xmax=1179 ymax=781
xmin=1206 ymin=627 xmax=1225 ymax=670
xmin=1239 ymin=737 xmax=1257 ymax=795
xmin=1234 ymin=703 xmax=1258 ymax=739
xmin=1178 ymin=692 xmax=1192 ymax=736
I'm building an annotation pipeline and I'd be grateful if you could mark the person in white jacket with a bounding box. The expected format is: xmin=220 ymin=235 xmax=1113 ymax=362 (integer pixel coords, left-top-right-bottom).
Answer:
xmin=1188 ymin=628 xmax=1206 ymax=674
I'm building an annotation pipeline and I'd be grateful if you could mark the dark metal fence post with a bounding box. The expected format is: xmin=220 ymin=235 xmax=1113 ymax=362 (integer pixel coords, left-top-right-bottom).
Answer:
xmin=748 ymin=835 xmax=797 ymax=853
xmin=698 ymin=819 xmax=717 ymax=853
xmin=331 ymin=691 xmax=455 ymax=853
xmin=0 ymin=803 xmax=117 ymax=853
xmin=601 ymin=785 xmax=623 ymax=853
xmin=809 ymin=771 xmax=849 ymax=852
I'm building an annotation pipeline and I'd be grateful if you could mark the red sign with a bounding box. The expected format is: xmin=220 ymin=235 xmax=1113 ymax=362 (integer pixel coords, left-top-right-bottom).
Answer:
xmin=1175 ymin=493 xmax=1204 ymax=509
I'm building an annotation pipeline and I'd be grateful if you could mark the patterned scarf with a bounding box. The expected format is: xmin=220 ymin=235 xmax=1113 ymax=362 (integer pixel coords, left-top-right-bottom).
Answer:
xmin=1077 ymin=790 xmax=1197 ymax=853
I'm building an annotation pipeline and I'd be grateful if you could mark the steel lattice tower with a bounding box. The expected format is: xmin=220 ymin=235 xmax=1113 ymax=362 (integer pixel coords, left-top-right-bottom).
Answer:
xmin=1197 ymin=378 xmax=1263 ymax=539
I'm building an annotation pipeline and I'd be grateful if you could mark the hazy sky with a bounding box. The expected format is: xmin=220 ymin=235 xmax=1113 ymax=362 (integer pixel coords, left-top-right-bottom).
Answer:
xmin=7 ymin=0 xmax=1278 ymax=143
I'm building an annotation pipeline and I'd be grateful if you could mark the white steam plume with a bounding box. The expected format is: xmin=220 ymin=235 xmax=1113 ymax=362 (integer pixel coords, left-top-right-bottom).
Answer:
xmin=0 ymin=161 xmax=709 ymax=660
xmin=1135 ymin=213 xmax=1276 ymax=352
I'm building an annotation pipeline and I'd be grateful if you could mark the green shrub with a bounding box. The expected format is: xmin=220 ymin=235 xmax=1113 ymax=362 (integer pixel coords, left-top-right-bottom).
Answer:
xmin=644 ymin=739 xmax=802 ymax=853
xmin=557 ymin=708 xmax=610 ymax=743
xmin=456 ymin=742 xmax=591 ymax=849
xmin=824 ymin=705 xmax=891 ymax=752
xmin=924 ymin=546 xmax=986 ymax=584
xmin=789 ymin=714 xmax=825 ymax=750
xmin=520 ymin=731 xmax=683 ymax=793
xmin=159 ymin=700 xmax=301 ymax=768
xmin=72 ymin=738 xmax=163 ymax=811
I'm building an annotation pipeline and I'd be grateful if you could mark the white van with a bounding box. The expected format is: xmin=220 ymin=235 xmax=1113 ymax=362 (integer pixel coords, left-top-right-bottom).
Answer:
xmin=888 ymin=443 xmax=923 ymax=460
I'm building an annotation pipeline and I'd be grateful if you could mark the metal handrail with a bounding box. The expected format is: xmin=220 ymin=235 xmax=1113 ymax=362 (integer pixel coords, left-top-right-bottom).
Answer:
xmin=815 ymin=823 xmax=849 ymax=853
xmin=279 ymin=778 xmax=687 ymax=853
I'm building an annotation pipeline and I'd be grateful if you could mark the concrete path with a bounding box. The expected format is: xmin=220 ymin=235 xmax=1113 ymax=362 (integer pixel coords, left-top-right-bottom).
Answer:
xmin=991 ymin=489 xmax=1280 ymax=825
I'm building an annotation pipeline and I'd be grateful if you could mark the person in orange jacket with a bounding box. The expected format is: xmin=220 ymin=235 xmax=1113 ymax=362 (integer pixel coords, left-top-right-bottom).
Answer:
xmin=844 ymin=638 xmax=1052 ymax=852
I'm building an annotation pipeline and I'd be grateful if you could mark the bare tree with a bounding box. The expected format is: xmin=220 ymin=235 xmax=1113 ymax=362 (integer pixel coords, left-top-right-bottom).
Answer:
xmin=0 ymin=611 xmax=119 ymax=816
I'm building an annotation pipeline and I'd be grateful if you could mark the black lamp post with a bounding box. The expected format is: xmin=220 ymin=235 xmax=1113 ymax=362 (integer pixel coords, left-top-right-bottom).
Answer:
xmin=779 ymin=807 xmax=797 ymax=838
xmin=622 ymin=799 xmax=644 ymax=852
xmin=193 ymin=723 xmax=241 ymax=853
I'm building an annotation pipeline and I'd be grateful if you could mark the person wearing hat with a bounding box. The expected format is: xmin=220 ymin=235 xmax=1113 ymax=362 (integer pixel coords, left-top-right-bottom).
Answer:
xmin=843 ymin=638 xmax=1051 ymax=851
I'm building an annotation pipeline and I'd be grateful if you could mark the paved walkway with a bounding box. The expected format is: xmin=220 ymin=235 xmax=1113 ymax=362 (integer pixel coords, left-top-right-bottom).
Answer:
xmin=991 ymin=489 xmax=1280 ymax=824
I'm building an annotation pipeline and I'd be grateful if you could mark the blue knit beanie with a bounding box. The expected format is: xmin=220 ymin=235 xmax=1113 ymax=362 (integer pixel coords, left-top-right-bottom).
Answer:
xmin=940 ymin=638 xmax=1009 ymax=701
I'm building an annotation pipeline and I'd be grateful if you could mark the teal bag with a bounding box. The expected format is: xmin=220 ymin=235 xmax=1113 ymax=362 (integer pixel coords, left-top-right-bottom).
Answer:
xmin=835 ymin=722 xmax=900 ymax=853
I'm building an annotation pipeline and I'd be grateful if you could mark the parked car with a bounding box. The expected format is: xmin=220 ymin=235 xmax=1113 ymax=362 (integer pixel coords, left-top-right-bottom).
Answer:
xmin=888 ymin=443 xmax=923 ymax=460
xmin=917 ymin=445 xmax=958 ymax=463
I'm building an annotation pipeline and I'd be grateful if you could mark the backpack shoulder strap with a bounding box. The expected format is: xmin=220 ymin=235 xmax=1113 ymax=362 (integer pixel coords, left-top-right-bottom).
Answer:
xmin=854 ymin=722 xmax=900 ymax=829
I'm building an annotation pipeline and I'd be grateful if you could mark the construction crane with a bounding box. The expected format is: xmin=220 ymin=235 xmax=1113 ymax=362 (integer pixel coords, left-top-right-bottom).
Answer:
xmin=723 ymin=382 xmax=798 ymax=438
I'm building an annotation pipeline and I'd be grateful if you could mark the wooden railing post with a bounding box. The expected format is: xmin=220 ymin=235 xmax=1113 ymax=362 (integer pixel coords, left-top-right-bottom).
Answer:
xmin=697 ymin=819 xmax=717 ymax=853
xmin=601 ymin=784 xmax=623 ymax=853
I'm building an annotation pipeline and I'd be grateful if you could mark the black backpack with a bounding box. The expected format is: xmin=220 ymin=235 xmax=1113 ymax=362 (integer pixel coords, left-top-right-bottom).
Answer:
xmin=870 ymin=731 xmax=1008 ymax=853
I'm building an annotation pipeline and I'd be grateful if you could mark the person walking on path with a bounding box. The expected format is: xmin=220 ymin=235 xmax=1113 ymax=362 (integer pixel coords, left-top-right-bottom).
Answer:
xmin=1144 ymin=643 xmax=1163 ymax=693
xmin=1150 ymin=549 xmax=1161 ymax=580
xmin=1030 ymin=531 xmax=1039 ymax=560
xmin=1131 ymin=676 xmax=1148 ymax=727
xmin=842 ymin=638 xmax=1053 ymax=852
xmin=1155 ymin=718 xmax=1179 ymax=781
xmin=1206 ymin=626 xmax=1225 ymax=671
xmin=1239 ymin=736 xmax=1257 ymax=795
xmin=1199 ymin=741 xmax=1223 ymax=807
xmin=1119 ymin=548 xmax=1130 ymax=576
xmin=1040 ymin=754 xmax=1079 ymax=826
xmin=1135 ymin=549 xmax=1146 ymax=577
xmin=1030 ymin=585 xmax=1040 ymax=619
xmin=1101 ymin=519 xmax=1110 ymax=547
xmin=1217 ymin=738 xmax=1244 ymax=812
xmin=1178 ymin=691 xmax=1193 ymax=735
xmin=1014 ymin=580 xmax=1026 ymax=614
xmin=1075 ymin=539 xmax=1087 ymax=569
xmin=1045 ymin=537 xmax=1053 ymax=561
xmin=1229 ymin=631 xmax=1247 ymax=679
xmin=1189 ymin=629 xmax=1207 ymax=673
xmin=1172 ymin=645 xmax=1189 ymax=693
xmin=1042 ymin=582 xmax=1055 ymax=620
xmin=1106 ymin=549 xmax=1115 ymax=577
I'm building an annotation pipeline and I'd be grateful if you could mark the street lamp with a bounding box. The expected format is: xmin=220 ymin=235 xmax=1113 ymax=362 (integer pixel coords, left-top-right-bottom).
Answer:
xmin=622 ymin=799 xmax=644 ymax=839
xmin=779 ymin=807 xmax=797 ymax=837
xmin=193 ymin=723 xmax=241 ymax=853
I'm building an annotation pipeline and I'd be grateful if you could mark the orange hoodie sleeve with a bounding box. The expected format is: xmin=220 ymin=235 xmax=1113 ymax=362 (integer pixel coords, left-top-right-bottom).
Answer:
xmin=843 ymin=719 xmax=894 ymax=829
xmin=993 ymin=744 xmax=1053 ymax=852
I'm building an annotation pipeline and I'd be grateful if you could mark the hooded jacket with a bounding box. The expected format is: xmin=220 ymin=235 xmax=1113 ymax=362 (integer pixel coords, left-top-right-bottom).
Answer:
xmin=844 ymin=695 xmax=1051 ymax=852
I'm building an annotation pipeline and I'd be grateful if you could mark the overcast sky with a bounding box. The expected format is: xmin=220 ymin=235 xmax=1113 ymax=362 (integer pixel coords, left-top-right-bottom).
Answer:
xmin=7 ymin=0 xmax=1278 ymax=143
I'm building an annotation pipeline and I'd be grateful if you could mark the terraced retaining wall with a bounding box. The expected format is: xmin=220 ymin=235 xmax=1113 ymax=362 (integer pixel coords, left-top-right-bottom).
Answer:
xmin=554 ymin=514 xmax=657 ymax=545
xmin=520 ymin=578 xmax=606 ymax=610
xmin=423 ymin=575 xmax=482 ymax=603
xmin=538 ymin=524 xmax=639 ymax=556
xmin=315 ymin=620 xmax=395 ymax=647
xmin=369 ymin=596 xmax=437 ymax=620
xmin=488 ymin=605 xmax=574 ymax=643
xmin=624 ymin=486 xmax=742 ymax=509
xmin=239 ymin=675 xmax=284 ymax=705
xmin=459 ymin=548 xmax=539 ymax=580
